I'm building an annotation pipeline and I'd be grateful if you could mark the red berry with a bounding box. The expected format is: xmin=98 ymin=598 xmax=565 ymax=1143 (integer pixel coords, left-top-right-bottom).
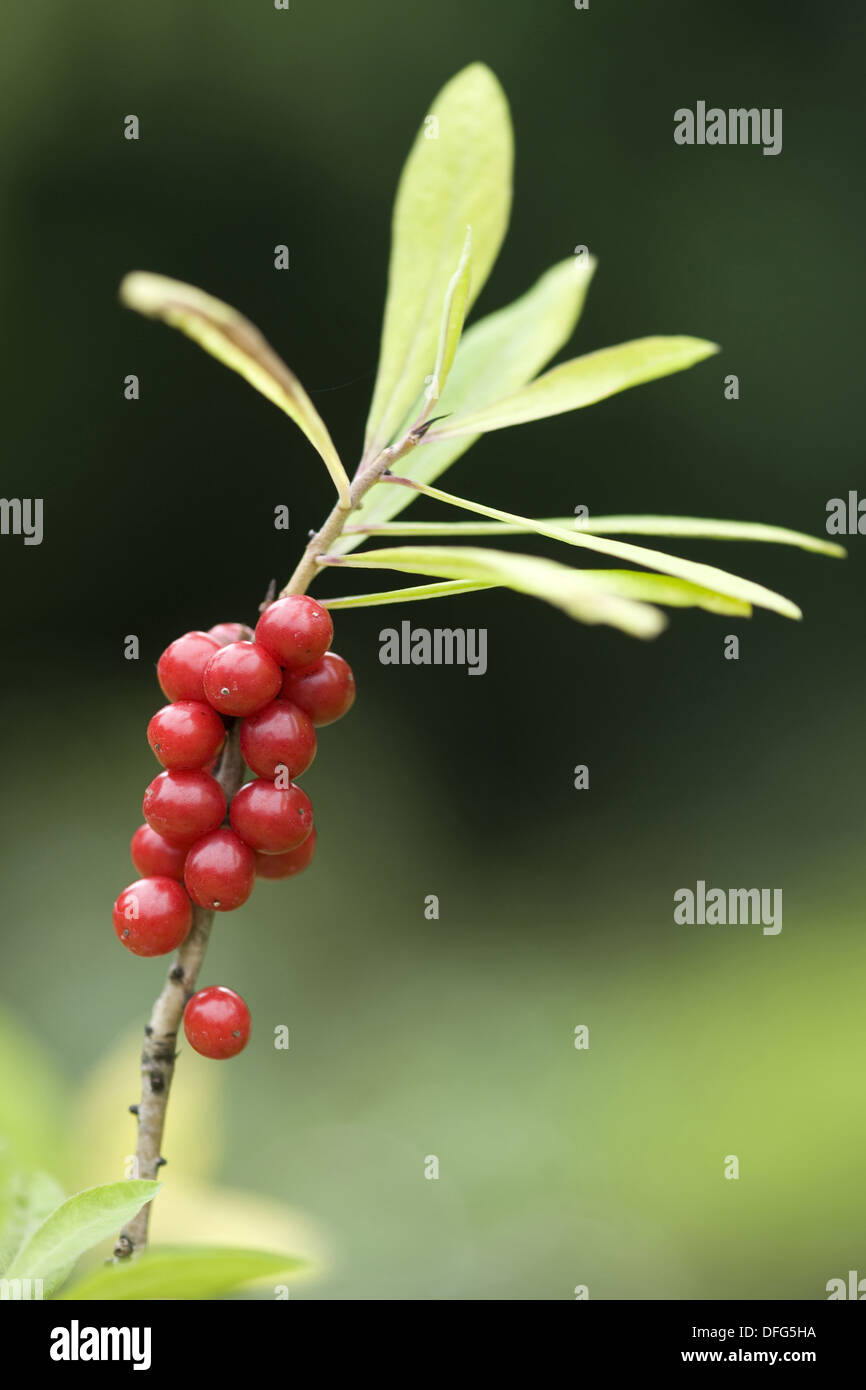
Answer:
xmin=255 ymin=827 xmax=317 ymax=880
xmin=202 ymin=641 xmax=282 ymax=716
xmin=208 ymin=621 xmax=254 ymax=646
xmin=255 ymin=595 xmax=333 ymax=669
xmin=157 ymin=631 xmax=220 ymax=703
xmin=147 ymin=700 xmax=226 ymax=770
xmin=281 ymin=651 xmax=355 ymax=726
xmin=130 ymin=823 xmax=188 ymax=881
xmin=184 ymin=828 xmax=255 ymax=911
xmin=239 ymin=699 xmax=317 ymax=780
xmin=143 ymin=769 xmax=226 ymax=844
xmin=230 ymin=778 xmax=313 ymax=854
xmin=183 ymin=985 xmax=251 ymax=1059
xmin=113 ymin=877 xmax=193 ymax=957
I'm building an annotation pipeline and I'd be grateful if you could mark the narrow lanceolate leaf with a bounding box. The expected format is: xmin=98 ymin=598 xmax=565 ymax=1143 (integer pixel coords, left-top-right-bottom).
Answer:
xmin=334 ymin=256 xmax=596 ymax=553
xmin=8 ymin=1180 xmax=160 ymax=1296
xmin=426 ymin=336 xmax=719 ymax=439
xmin=578 ymin=571 xmax=751 ymax=616
xmin=427 ymin=227 xmax=472 ymax=405
xmin=572 ymin=514 xmax=846 ymax=556
xmin=323 ymin=547 xmax=667 ymax=640
xmin=363 ymin=63 xmax=513 ymax=459
xmin=59 ymin=1245 xmax=305 ymax=1301
xmin=347 ymin=513 xmax=845 ymax=557
xmin=323 ymin=579 xmax=495 ymax=609
xmin=379 ymin=479 xmax=801 ymax=620
xmin=120 ymin=272 xmax=351 ymax=506
xmin=325 ymin=571 xmax=746 ymax=615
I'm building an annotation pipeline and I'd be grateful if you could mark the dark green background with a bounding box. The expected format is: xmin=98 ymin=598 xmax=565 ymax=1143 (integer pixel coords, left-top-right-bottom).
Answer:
xmin=1 ymin=0 xmax=863 ymax=1298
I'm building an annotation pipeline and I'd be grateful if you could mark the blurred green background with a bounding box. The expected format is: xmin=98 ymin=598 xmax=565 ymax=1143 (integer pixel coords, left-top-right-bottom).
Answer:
xmin=1 ymin=0 xmax=864 ymax=1298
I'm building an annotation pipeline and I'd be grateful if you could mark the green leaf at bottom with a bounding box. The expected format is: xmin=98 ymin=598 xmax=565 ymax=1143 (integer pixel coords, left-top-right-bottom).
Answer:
xmin=7 ymin=1180 xmax=159 ymax=1296
xmin=59 ymin=1245 xmax=305 ymax=1300
xmin=0 ymin=1169 xmax=66 ymax=1275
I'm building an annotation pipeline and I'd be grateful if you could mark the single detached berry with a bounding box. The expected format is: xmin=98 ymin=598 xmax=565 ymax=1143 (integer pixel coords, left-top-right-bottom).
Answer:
xmin=255 ymin=595 xmax=333 ymax=670
xmin=183 ymin=986 xmax=251 ymax=1060
xmin=157 ymin=631 xmax=220 ymax=703
xmin=239 ymin=699 xmax=317 ymax=780
xmin=143 ymin=769 xmax=226 ymax=845
xmin=202 ymin=641 xmax=282 ymax=717
xmin=147 ymin=700 xmax=226 ymax=771
xmin=113 ymin=877 xmax=193 ymax=957
xmin=255 ymin=827 xmax=317 ymax=880
xmin=184 ymin=828 xmax=255 ymax=911
xmin=130 ymin=823 xmax=188 ymax=881
xmin=208 ymin=621 xmax=254 ymax=647
xmin=230 ymin=778 xmax=313 ymax=854
xmin=281 ymin=651 xmax=356 ymax=727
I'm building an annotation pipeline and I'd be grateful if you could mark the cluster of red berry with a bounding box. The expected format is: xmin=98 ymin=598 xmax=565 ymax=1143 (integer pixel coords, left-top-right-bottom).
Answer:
xmin=112 ymin=596 xmax=355 ymax=1059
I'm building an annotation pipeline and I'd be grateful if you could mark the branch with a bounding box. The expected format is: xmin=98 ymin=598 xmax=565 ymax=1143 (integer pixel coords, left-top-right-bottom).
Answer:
xmin=114 ymin=725 xmax=245 ymax=1258
xmin=280 ymin=423 xmax=427 ymax=597
xmin=116 ymin=421 xmax=427 ymax=1259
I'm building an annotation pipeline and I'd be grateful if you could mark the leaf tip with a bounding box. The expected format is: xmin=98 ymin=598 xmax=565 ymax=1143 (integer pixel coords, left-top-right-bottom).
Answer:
xmin=118 ymin=271 xmax=147 ymax=310
xmin=458 ymin=60 xmax=505 ymax=89
xmin=436 ymin=62 xmax=512 ymax=126
xmin=118 ymin=271 xmax=182 ymax=320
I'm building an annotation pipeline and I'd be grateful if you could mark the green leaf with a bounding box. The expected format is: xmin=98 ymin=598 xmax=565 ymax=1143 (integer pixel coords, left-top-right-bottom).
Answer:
xmin=348 ymin=512 xmax=845 ymax=557
xmin=7 ymin=1180 xmax=160 ymax=1296
xmin=119 ymin=272 xmax=351 ymax=506
xmin=374 ymin=478 xmax=801 ymax=620
xmin=338 ymin=256 xmax=595 ymax=553
xmin=324 ymin=579 xmax=495 ymax=608
xmin=574 ymin=513 xmax=846 ymax=556
xmin=426 ymin=336 xmax=719 ymax=438
xmin=324 ymin=546 xmax=667 ymax=639
xmin=578 ymin=570 xmax=751 ymax=616
xmin=363 ymin=63 xmax=513 ymax=459
xmin=0 ymin=1169 xmax=65 ymax=1275
xmin=59 ymin=1245 xmax=305 ymax=1301
xmin=428 ymin=226 xmax=472 ymax=405
xmin=325 ymin=568 xmax=745 ymax=616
